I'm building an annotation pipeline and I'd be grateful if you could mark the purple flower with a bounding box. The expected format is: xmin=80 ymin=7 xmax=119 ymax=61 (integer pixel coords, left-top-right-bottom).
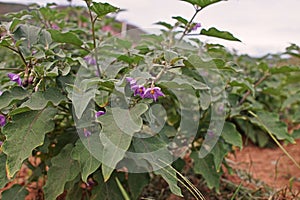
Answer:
xmin=126 ymin=77 xmax=145 ymax=96
xmin=0 ymin=91 xmax=3 ymax=96
xmin=192 ymin=23 xmax=201 ymax=31
xmin=143 ymin=86 xmax=165 ymax=101
xmin=125 ymin=77 xmax=137 ymax=87
xmin=132 ymin=85 xmax=145 ymax=96
xmin=86 ymin=179 xmax=95 ymax=187
xmin=83 ymin=128 xmax=91 ymax=137
xmin=0 ymin=141 xmax=3 ymax=147
xmin=7 ymin=73 xmax=22 ymax=86
xmin=84 ymin=55 xmax=97 ymax=65
xmin=32 ymin=50 xmax=37 ymax=55
xmin=95 ymin=110 xmax=105 ymax=118
xmin=0 ymin=114 xmax=6 ymax=127
xmin=51 ymin=23 xmax=60 ymax=30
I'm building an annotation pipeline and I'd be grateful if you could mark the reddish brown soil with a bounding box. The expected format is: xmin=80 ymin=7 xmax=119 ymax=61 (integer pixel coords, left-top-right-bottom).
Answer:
xmin=226 ymin=139 xmax=300 ymax=192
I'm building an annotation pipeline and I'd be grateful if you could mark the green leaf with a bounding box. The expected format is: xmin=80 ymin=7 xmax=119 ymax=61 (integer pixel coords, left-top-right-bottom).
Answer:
xmin=172 ymin=16 xmax=188 ymax=25
xmin=0 ymin=153 xmax=9 ymax=188
xmin=90 ymin=2 xmax=119 ymax=18
xmin=90 ymin=172 xmax=123 ymax=200
xmin=210 ymin=141 xmax=227 ymax=171
xmin=270 ymin=65 xmax=300 ymax=74
xmin=39 ymin=29 xmax=53 ymax=47
xmin=43 ymin=144 xmax=80 ymax=200
xmin=0 ymin=38 xmax=12 ymax=47
xmin=48 ymin=29 xmax=83 ymax=46
xmin=65 ymin=179 xmax=83 ymax=200
xmin=164 ymin=50 xmax=178 ymax=63
xmin=129 ymin=103 xmax=149 ymax=129
xmin=185 ymin=54 xmax=221 ymax=70
xmin=46 ymin=66 xmax=59 ymax=77
xmin=9 ymin=18 xmax=22 ymax=32
xmin=229 ymin=79 xmax=255 ymax=95
xmin=73 ymin=89 xmax=97 ymax=119
xmin=180 ymin=0 xmax=222 ymax=8
xmin=115 ymin=38 xmax=132 ymax=49
xmin=221 ymin=122 xmax=243 ymax=148
xmin=249 ymin=111 xmax=294 ymax=143
xmin=21 ymin=87 xmax=66 ymax=110
xmin=2 ymin=108 xmax=57 ymax=178
xmin=191 ymin=152 xmax=221 ymax=190
xmin=234 ymin=118 xmax=257 ymax=143
xmin=281 ymin=93 xmax=300 ymax=109
xmin=161 ymin=76 xmax=209 ymax=90
xmin=13 ymin=24 xmax=41 ymax=48
xmin=100 ymin=113 xmax=132 ymax=181
xmin=155 ymin=21 xmax=173 ymax=29
xmin=200 ymin=27 xmax=241 ymax=42
xmin=292 ymin=129 xmax=300 ymax=140
xmin=258 ymin=62 xmax=269 ymax=72
xmin=128 ymin=173 xmax=150 ymax=200
xmin=154 ymin=166 xmax=183 ymax=197
xmin=1 ymin=184 xmax=28 ymax=200
xmin=0 ymin=87 xmax=29 ymax=110
xmin=71 ymin=139 xmax=101 ymax=183
xmin=256 ymin=131 xmax=270 ymax=147
xmin=98 ymin=104 xmax=148 ymax=181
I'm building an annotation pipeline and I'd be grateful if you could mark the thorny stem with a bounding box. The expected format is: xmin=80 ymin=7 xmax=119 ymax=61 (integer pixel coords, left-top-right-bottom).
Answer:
xmin=238 ymin=73 xmax=270 ymax=105
xmin=85 ymin=0 xmax=102 ymax=78
xmin=179 ymin=7 xmax=202 ymax=41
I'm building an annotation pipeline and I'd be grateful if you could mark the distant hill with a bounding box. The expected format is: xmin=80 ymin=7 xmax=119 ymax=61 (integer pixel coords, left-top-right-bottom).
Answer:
xmin=0 ymin=2 xmax=28 ymax=20
xmin=0 ymin=2 xmax=145 ymax=40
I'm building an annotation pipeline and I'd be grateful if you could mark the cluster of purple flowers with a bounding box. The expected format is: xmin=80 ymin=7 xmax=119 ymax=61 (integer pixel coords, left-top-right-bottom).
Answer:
xmin=126 ymin=77 xmax=165 ymax=102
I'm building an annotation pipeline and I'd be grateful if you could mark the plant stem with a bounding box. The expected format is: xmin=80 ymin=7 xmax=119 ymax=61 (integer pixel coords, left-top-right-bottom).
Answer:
xmin=3 ymin=45 xmax=28 ymax=69
xmin=85 ymin=1 xmax=102 ymax=78
xmin=179 ymin=7 xmax=202 ymax=41
xmin=0 ymin=68 xmax=23 ymax=71
xmin=154 ymin=66 xmax=167 ymax=82
xmin=238 ymin=73 xmax=269 ymax=105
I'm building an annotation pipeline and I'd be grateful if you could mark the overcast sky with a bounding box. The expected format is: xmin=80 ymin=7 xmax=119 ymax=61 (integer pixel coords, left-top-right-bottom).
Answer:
xmin=1 ymin=0 xmax=300 ymax=56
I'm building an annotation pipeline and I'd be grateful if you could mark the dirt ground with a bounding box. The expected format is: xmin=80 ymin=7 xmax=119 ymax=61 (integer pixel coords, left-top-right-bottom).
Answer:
xmin=226 ymin=138 xmax=300 ymax=192
xmin=1 ymin=139 xmax=299 ymax=199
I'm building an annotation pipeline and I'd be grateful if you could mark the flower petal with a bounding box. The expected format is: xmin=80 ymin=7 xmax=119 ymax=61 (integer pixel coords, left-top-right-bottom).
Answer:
xmin=0 ymin=114 xmax=6 ymax=127
xmin=7 ymin=73 xmax=22 ymax=86
xmin=83 ymin=128 xmax=92 ymax=137
xmin=95 ymin=110 xmax=105 ymax=118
